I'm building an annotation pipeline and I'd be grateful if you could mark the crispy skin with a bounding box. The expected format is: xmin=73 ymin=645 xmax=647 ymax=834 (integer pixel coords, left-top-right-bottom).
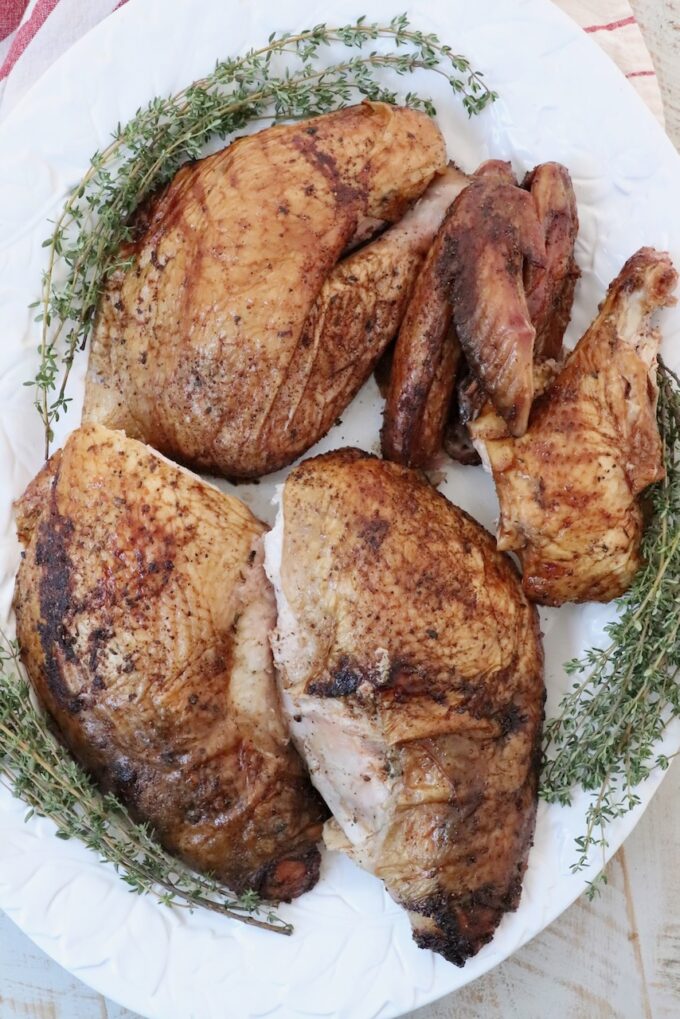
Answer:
xmin=443 ymin=411 xmax=481 ymax=465
xmin=383 ymin=321 xmax=461 ymax=468
xmin=381 ymin=166 xmax=469 ymax=467
xmin=464 ymin=358 xmax=562 ymax=446
xmin=385 ymin=160 xmax=549 ymax=464
xmin=474 ymin=160 xmax=517 ymax=185
xmin=472 ymin=248 xmax=677 ymax=605
xmin=83 ymin=103 xmax=446 ymax=478
xmin=251 ymin=165 xmax=469 ymax=473
xmin=523 ymin=163 xmax=580 ymax=359
xmin=266 ymin=450 xmax=544 ymax=965
xmin=446 ymin=174 xmax=546 ymax=436
xmin=407 ymin=324 xmax=461 ymax=466
xmin=382 ymin=163 xmax=520 ymax=468
xmin=444 ymin=162 xmax=577 ymax=462
xmin=13 ymin=425 xmax=327 ymax=898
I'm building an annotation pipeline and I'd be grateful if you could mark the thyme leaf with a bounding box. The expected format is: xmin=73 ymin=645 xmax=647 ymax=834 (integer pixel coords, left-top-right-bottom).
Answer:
xmin=0 ymin=636 xmax=292 ymax=934
xmin=541 ymin=361 xmax=680 ymax=895
xmin=29 ymin=14 xmax=496 ymax=457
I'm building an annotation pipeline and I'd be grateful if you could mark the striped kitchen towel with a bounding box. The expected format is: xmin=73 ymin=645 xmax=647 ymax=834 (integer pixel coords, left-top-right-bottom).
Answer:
xmin=0 ymin=0 xmax=665 ymax=123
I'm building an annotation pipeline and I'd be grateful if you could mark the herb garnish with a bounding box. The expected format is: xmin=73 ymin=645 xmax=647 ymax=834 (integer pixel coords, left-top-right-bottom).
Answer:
xmin=0 ymin=635 xmax=292 ymax=934
xmin=541 ymin=361 xmax=680 ymax=896
xmin=29 ymin=14 xmax=495 ymax=458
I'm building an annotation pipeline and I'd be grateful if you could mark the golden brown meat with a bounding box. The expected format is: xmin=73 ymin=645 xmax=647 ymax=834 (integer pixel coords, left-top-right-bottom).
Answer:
xmin=13 ymin=425 xmax=327 ymax=899
xmin=380 ymin=166 xmax=469 ymax=468
xmin=445 ymin=172 xmax=546 ymax=436
xmin=383 ymin=320 xmax=461 ymax=469
xmin=265 ymin=449 xmax=544 ymax=965
xmin=382 ymin=160 xmax=566 ymax=468
xmin=83 ymin=103 xmax=446 ymax=478
xmin=249 ymin=164 xmax=469 ymax=473
xmin=381 ymin=164 xmax=516 ymax=468
xmin=399 ymin=161 xmax=578 ymax=467
xmin=471 ymin=248 xmax=677 ymax=605
xmin=523 ymin=163 xmax=580 ymax=360
xmin=474 ymin=159 xmax=517 ymax=185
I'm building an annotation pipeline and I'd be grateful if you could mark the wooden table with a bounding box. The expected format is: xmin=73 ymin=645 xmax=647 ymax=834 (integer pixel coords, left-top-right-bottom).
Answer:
xmin=1 ymin=1 xmax=679 ymax=1016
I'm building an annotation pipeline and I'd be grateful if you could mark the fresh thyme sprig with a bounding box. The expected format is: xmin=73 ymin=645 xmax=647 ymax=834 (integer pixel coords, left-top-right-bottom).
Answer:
xmin=0 ymin=636 xmax=292 ymax=935
xmin=541 ymin=361 xmax=680 ymax=897
xmin=29 ymin=13 xmax=495 ymax=457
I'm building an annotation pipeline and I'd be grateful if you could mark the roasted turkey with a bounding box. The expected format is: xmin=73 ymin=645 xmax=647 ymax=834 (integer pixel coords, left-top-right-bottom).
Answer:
xmin=245 ymin=162 xmax=469 ymax=472
xmin=380 ymin=161 xmax=467 ymax=467
xmin=265 ymin=449 xmax=544 ymax=964
xmin=382 ymin=160 xmax=579 ymax=467
xmin=471 ymin=248 xmax=677 ymax=605
xmin=523 ymin=162 xmax=581 ymax=360
xmin=13 ymin=424 xmax=327 ymax=899
xmin=83 ymin=103 xmax=447 ymax=478
xmin=429 ymin=162 xmax=546 ymax=438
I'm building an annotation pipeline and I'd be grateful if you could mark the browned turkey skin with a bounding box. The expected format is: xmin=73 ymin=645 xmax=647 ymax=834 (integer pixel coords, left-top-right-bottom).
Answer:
xmin=523 ymin=162 xmax=581 ymax=360
xmin=445 ymin=162 xmax=579 ymax=457
xmin=471 ymin=247 xmax=677 ymax=605
xmin=380 ymin=164 xmax=469 ymax=467
xmin=13 ymin=425 xmax=327 ymax=899
xmin=266 ymin=449 xmax=544 ymax=964
xmin=251 ymin=163 xmax=470 ymax=472
xmin=82 ymin=103 xmax=447 ymax=479
xmin=383 ymin=160 xmax=579 ymax=468
xmin=442 ymin=170 xmax=546 ymax=437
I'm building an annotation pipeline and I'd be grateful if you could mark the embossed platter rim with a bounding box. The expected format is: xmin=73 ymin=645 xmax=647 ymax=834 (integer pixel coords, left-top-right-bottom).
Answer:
xmin=0 ymin=1 xmax=679 ymax=1017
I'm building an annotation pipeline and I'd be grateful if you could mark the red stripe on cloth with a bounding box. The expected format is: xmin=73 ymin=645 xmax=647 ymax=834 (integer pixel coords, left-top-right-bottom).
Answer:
xmin=0 ymin=0 xmax=60 ymax=80
xmin=627 ymin=70 xmax=656 ymax=78
xmin=584 ymin=15 xmax=635 ymax=34
xmin=0 ymin=0 xmax=30 ymax=43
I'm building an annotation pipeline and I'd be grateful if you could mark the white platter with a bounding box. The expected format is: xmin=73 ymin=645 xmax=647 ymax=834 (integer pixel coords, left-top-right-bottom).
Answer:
xmin=0 ymin=0 xmax=679 ymax=1016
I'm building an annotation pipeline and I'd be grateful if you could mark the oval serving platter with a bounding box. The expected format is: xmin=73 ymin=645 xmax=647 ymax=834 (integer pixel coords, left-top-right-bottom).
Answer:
xmin=0 ymin=1 xmax=678 ymax=1017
